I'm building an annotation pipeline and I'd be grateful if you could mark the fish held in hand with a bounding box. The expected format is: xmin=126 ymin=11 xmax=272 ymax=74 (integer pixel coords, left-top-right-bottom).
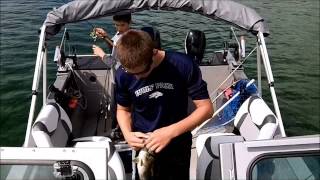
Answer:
xmin=133 ymin=148 xmax=155 ymax=180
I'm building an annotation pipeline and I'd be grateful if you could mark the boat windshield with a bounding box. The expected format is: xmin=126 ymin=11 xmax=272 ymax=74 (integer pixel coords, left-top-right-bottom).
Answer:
xmin=251 ymin=154 xmax=320 ymax=180
xmin=1 ymin=164 xmax=57 ymax=180
xmin=1 ymin=161 xmax=94 ymax=180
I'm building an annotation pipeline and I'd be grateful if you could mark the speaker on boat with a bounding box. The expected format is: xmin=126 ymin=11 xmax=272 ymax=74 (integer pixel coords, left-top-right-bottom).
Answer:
xmin=185 ymin=30 xmax=206 ymax=65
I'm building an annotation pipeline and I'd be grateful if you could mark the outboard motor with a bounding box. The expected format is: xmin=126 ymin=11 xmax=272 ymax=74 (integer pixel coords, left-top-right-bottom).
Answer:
xmin=185 ymin=30 xmax=206 ymax=65
xmin=141 ymin=26 xmax=161 ymax=49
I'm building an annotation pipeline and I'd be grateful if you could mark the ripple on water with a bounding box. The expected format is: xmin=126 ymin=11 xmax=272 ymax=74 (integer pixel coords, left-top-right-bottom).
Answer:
xmin=0 ymin=0 xmax=319 ymax=146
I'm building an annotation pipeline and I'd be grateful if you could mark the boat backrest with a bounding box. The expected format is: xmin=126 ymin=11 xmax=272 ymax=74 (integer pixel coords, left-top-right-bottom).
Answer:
xmin=32 ymin=103 xmax=72 ymax=147
xmin=196 ymin=133 xmax=244 ymax=180
xmin=234 ymin=96 xmax=279 ymax=141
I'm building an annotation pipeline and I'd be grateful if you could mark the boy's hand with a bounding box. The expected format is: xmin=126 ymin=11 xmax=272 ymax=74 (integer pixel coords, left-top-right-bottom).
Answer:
xmin=145 ymin=126 xmax=175 ymax=153
xmin=94 ymin=28 xmax=109 ymax=39
xmin=125 ymin=132 xmax=150 ymax=151
xmin=92 ymin=45 xmax=106 ymax=59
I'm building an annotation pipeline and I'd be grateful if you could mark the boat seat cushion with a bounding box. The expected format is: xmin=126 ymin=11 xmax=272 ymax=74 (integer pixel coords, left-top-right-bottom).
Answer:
xmin=234 ymin=96 xmax=278 ymax=140
xmin=196 ymin=133 xmax=244 ymax=180
xmin=32 ymin=103 xmax=72 ymax=147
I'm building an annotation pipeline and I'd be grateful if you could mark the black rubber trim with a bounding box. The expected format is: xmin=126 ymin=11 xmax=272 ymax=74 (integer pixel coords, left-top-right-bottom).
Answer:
xmin=33 ymin=103 xmax=61 ymax=135
xmin=235 ymin=112 xmax=249 ymax=129
xmin=32 ymin=90 xmax=38 ymax=95
xmin=205 ymin=138 xmax=219 ymax=159
xmin=33 ymin=122 xmax=50 ymax=134
xmin=269 ymin=82 xmax=274 ymax=87
xmin=48 ymin=102 xmax=61 ymax=121
xmin=108 ymin=141 xmax=116 ymax=160
xmin=247 ymin=96 xmax=277 ymax=129
xmin=61 ymin=119 xmax=71 ymax=135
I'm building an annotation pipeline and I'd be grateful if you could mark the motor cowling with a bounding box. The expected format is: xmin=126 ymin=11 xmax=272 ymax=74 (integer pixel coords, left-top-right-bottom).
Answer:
xmin=185 ymin=30 xmax=206 ymax=65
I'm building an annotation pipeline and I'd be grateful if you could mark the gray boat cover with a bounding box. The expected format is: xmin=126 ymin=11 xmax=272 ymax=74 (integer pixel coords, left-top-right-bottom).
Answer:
xmin=44 ymin=0 xmax=269 ymax=38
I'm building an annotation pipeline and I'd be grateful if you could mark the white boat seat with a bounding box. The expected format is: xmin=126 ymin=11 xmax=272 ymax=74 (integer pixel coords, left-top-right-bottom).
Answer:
xmin=196 ymin=133 xmax=244 ymax=180
xmin=73 ymin=136 xmax=126 ymax=180
xmin=234 ymin=96 xmax=278 ymax=141
xmin=32 ymin=103 xmax=72 ymax=147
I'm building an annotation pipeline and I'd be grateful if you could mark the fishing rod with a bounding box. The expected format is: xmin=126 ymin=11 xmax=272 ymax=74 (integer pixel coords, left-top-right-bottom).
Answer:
xmin=209 ymin=46 xmax=257 ymax=100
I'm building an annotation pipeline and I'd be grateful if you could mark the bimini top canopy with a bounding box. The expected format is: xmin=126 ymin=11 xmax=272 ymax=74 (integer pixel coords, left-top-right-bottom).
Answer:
xmin=44 ymin=0 xmax=269 ymax=38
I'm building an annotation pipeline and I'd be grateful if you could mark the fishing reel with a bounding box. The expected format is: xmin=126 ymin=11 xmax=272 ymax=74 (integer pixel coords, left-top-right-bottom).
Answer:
xmin=90 ymin=28 xmax=98 ymax=42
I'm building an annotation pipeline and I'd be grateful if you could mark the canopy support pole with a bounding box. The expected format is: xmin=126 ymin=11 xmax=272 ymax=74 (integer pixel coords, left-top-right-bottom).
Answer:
xmin=24 ymin=25 xmax=47 ymax=147
xmin=43 ymin=48 xmax=47 ymax=105
xmin=257 ymin=42 xmax=262 ymax=96
xmin=257 ymin=32 xmax=286 ymax=137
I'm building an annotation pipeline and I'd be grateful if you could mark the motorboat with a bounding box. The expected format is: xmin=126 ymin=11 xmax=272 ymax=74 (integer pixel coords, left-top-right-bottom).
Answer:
xmin=1 ymin=0 xmax=319 ymax=180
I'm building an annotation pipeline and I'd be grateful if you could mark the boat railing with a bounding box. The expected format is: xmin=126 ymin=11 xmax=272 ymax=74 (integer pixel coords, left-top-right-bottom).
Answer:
xmin=23 ymin=25 xmax=286 ymax=146
xmin=193 ymin=32 xmax=286 ymax=137
xmin=24 ymin=25 xmax=48 ymax=147
xmin=257 ymin=32 xmax=286 ymax=137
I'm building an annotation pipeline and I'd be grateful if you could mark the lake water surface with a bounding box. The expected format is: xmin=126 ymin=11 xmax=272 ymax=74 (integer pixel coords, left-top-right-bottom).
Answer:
xmin=0 ymin=0 xmax=319 ymax=146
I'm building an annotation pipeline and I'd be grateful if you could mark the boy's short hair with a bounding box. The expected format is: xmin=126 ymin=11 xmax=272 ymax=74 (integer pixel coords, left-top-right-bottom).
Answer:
xmin=116 ymin=30 xmax=153 ymax=69
xmin=113 ymin=12 xmax=132 ymax=23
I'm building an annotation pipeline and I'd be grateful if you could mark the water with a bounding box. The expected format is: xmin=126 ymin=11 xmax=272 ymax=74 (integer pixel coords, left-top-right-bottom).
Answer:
xmin=0 ymin=0 xmax=319 ymax=146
